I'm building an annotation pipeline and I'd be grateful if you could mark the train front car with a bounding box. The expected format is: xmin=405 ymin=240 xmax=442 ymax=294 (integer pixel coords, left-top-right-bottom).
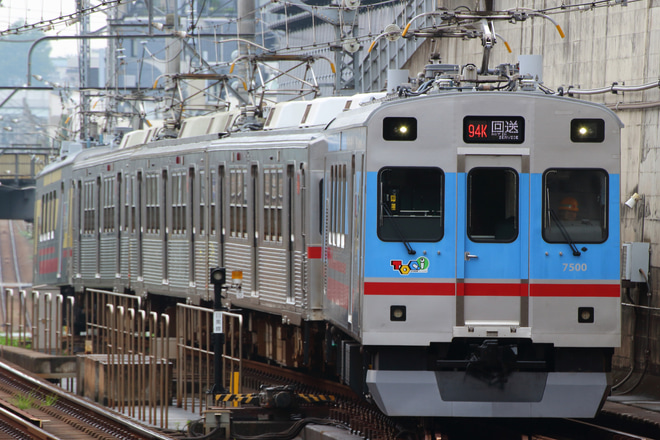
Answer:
xmin=343 ymin=91 xmax=621 ymax=418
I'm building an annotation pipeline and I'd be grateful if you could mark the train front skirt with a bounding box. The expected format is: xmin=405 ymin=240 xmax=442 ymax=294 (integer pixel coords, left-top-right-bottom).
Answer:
xmin=366 ymin=370 xmax=608 ymax=417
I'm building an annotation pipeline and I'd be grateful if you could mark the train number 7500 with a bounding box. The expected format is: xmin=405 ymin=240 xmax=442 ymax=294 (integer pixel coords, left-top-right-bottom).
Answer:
xmin=563 ymin=263 xmax=587 ymax=272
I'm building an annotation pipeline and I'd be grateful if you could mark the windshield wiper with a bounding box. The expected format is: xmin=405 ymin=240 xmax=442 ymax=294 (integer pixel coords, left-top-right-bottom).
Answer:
xmin=381 ymin=203 xmax=416 ymax=255
xmin=549 ymin=209 xmax=581 ymax=256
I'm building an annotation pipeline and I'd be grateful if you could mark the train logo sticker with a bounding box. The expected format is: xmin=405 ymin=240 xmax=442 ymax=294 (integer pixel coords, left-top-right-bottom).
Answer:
xmin=390 ymin=257 xmax=430 ymax=275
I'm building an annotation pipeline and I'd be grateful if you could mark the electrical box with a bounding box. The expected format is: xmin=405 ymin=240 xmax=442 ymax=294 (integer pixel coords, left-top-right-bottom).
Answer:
xmin=622 ymin=242 xmax=650 ymax=282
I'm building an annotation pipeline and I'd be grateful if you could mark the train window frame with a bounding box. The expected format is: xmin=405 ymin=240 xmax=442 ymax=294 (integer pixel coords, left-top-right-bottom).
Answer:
xmin=145 ymin=173 xmax=161 ymax=234
xmin=377 ymin=166 xmax=444 ymax=243
xmin=326 ymin=163 xmax=348 ymax=249
xmin=102 ymin=175 xmax=115 ymax=233
xmin=542 ymin=168 xmax=608 ymax=244
xmin=467 ymin=167 xmax=519 ymax=243
xmin=263 ymin=166 xmax=284 ymax=243
xmin=173 ymin=170 xmax=190 ymax=235
xmin=83 ymin=180 xmax=96 ymax=235
xmin=229 ymin=167 xmax=248 ymax=239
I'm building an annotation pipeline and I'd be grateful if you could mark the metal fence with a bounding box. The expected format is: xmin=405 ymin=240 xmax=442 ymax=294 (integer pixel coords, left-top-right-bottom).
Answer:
xmin=1 ymin=287 xmax=243 ymax=427
xmin=176 ymin=304 xmax=243 ymax=416
xmin=0 ymin=288 xmax=75 ymax=355
xmin=0 ymin=288 xmax=76 ymax=391
xmin=83 ymin=288 xmax=171 ymax=428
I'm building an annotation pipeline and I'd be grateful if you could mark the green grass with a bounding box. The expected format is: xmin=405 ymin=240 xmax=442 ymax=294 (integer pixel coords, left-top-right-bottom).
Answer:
xmin=11 ymin=389 xmax=58 ymax=410
xmin=43 ymin=394 xmax=58 ymax=407
xmin=11 ymin=392 xmax=36 ymax=410
xmin=0 ymin=336 xmax=32 ymax=349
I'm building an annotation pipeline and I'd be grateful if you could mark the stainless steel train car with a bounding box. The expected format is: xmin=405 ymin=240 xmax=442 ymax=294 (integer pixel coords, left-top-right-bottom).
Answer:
xmin=34 ymin=64 xmax=621 ymax=418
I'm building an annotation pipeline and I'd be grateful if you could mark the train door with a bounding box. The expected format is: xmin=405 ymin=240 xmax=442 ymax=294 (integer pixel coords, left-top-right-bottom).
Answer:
xmin=457 ymin=154 xmax=529 ymax=330
xmin=116 ymin=172 xmax=122 ymax=282
xmin=215 ymin=165 xmax=225 ymax=269
xmin=349 ymin=154 xmax=364 ymax=328
xmin=75 ymin=180 xmax=82 ymax=278
xmin=286 ymin=163 xmax=295 ymax=303
xmin=162 ymin=169 xmax=169 ymax=284
xmin=136 ymin=172 xmax=143 ymax=282
xmin=189 ymin=167 xmax=196 ymax=288
xmin=251 ymin=164 xmax=259 ymax=296
xmin=96 ymin=176 xmax=101 ymax=277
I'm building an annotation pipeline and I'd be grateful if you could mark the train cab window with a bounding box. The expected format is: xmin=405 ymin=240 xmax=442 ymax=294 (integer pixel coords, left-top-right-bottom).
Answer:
xmin=543 ymin=169 xmax=608 ymax=243
xmin=467 ymin=168 xmax=518 ymax=242
xmin=378 ymin=167 xmax=443 ymax=242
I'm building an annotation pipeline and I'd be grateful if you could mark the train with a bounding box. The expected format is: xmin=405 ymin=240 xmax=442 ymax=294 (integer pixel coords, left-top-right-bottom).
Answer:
xmin=34 ymin=60 xmax=622 ymax=418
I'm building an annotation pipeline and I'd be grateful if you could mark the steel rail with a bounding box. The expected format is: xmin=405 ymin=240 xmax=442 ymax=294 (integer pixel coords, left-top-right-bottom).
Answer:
xmin=0 ymin=361 xmax=175 ymax=439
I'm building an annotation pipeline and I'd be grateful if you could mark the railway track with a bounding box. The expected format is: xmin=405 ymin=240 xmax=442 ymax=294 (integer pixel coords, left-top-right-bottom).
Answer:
xmin=0 ymin=220 xmax=30 ymax=290
xmin=0 ymin=360 xmax=175 ymax=440
xmin=228 ymin=360 xmax=654 ymax=440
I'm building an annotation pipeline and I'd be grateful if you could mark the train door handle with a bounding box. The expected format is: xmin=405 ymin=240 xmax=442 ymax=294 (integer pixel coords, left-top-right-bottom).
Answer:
xmin=465 ymin=252 xmax=478 ymax=261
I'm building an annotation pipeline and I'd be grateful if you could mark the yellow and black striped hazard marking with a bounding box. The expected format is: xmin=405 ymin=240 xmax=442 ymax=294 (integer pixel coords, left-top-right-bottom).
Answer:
xmin=215 ymin=393 xmax=259 ymax=404
xmin=296 ymin=394 xmax=336 ymax=403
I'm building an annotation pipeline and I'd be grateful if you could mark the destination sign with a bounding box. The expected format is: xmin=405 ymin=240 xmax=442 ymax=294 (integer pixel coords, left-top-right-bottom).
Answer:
xmin=463 ymin=116 xmax=525 ymax=144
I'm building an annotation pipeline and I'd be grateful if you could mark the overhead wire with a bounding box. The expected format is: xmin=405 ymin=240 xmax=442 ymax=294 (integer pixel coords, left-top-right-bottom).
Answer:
xmin=4 ymin=0 xmax=649 ymax=136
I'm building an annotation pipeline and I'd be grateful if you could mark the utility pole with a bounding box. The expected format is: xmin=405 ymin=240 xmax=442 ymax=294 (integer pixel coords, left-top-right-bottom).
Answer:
xmin=238 ymin=0 xmax=256 ymax=52
xmin=77 ymin=0 xmax=91 ymax=142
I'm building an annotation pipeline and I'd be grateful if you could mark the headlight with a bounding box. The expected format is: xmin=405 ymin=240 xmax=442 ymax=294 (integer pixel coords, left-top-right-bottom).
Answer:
xmin=578 ymin=306 xmax=594 ymax=323
xmin=390 ymin=305 xmax=406 ymax=321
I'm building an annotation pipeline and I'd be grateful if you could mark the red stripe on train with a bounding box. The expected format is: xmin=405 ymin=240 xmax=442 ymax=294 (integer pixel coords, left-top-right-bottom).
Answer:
xmin=307 ymin=246 xmax=322 ymax=259
xmin=364 ymin=282 xmax=454 ymax=296
xmin=38 ymin=246 xmax=55 ymax=256
xmin=530 ymin=283 xmax=620 ymax=297
xmin=39 ymin=258 xmax=58 ymax=274
xmin=364 ymin=282 xmax=620 ymax=297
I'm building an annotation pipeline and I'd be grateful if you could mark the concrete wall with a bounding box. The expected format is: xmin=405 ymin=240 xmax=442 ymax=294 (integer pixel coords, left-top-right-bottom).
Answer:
xmin=401 ymin=1 xmax=660 ymax=374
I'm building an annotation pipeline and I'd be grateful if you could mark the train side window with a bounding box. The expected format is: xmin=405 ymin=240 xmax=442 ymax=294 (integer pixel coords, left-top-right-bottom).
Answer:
xmin=264 ymin=167 xmax=283 ymax=242
xmin=328 ymin=164 xmax=348 ymax=248
xmin=172 ymin=171 xmax=187 ymax=234
xmin=145 ymin=173 xmax=160 ymax=234
xmin=83 ymin=181 xmax=95 ymax=234
xmin=229 ymin=167 xmax=248 ymax=238
xmin=378 ymin=167 xmax=443 ymax=242
xmin=543 ymin=169 xmax=608 ymax=243
xmin=467 ymin=168 xmax=518 ymax=242
xmin=103 ymin=176 xmax=115 ymax=233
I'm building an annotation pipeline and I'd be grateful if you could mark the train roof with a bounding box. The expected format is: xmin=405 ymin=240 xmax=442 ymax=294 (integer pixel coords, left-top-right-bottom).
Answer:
xmin=37 ymin=146 xmax=111 ymax=178
xmin=327 ymin=89 xmax=624 ymax=131
xmin=263 ymin=93 xmax=385 ymax=130
xmin=46 ymin=86 xmax=624 ymax=176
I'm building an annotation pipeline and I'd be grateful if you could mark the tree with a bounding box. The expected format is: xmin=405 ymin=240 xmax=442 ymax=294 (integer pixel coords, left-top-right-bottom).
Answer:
xmin=0 ymin=23 xmax=56 ymax=86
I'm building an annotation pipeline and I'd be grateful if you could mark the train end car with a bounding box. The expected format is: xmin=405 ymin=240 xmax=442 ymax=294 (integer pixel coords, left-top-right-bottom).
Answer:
xmin=321 ymin=89 xmax=622 ymax=417
xmin=33 ymin=151 xmax=80 ymax=289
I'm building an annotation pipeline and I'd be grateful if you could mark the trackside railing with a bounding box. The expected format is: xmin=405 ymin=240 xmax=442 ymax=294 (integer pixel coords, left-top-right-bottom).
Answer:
xmin=0 ymin=288 xmax=76 ymax=391
xmin=84 ymin=288 xmax=171 ymax=429
xmin=176 ymin=304 xmax=243 ymax=416
xmin=2 ymin=286 xmax=244 ymax=426
xmin=0 ymin=288 xmax=74 ymax=356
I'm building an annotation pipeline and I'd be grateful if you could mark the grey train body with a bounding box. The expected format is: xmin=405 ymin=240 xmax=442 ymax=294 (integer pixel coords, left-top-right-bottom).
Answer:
xmin=35 ymin=89 xmax=622 ymax=418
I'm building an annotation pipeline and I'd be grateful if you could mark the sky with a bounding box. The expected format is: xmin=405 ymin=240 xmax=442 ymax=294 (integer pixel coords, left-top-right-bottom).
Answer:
xmin=0 ymin=0 xmax=107 ymax=57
